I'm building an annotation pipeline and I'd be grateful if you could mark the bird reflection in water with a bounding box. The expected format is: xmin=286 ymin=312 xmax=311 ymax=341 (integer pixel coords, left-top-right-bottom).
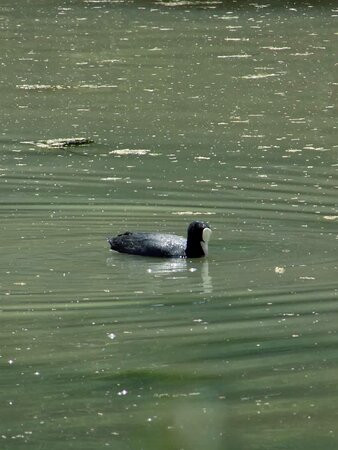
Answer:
xmin=106 ymin=257 xmax=213 ymax=294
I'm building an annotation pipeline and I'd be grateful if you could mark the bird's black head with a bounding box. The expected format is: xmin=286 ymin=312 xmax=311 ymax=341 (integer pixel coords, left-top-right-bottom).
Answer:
xmin=185 ymin=221 xmax=212 ymax=258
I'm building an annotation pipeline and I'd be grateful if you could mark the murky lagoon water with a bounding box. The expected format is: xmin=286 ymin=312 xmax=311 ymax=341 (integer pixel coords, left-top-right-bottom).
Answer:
xmin=1 ymin=1 xmax=338 ymax=449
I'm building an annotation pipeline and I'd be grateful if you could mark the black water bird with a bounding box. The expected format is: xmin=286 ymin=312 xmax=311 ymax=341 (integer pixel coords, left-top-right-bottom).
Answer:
xmin=108 ymin=221 xmax=212 ymax=258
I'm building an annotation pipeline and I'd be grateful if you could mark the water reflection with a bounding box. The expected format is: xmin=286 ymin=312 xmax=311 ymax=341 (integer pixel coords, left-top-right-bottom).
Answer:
xmin=106 ymin=256 xmax=213 ymax=294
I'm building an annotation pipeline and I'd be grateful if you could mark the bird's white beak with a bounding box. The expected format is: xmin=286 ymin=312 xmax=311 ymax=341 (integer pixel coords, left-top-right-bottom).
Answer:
xmin=201 ymin=227 xmax=212 ymax=256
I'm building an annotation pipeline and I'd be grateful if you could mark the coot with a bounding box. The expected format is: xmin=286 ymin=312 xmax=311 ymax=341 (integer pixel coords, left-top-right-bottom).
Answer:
xmin=108 ymin=221 xmax=211 ymax=258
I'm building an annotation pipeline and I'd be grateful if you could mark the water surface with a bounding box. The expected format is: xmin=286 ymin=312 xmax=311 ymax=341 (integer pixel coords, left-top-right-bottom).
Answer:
xmin=1 ymin=1 xmax=338 ymax=449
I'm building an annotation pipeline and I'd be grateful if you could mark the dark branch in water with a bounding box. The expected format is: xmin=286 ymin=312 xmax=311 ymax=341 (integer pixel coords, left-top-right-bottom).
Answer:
xmin=21 ymin=138 xmax=94 ymax=148
xmin=40 ymin=138 xmax=94 ymax=148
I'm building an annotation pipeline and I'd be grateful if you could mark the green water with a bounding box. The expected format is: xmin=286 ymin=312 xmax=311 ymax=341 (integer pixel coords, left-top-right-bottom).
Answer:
xmin=1 ymin=1 xmax=338 ymax=449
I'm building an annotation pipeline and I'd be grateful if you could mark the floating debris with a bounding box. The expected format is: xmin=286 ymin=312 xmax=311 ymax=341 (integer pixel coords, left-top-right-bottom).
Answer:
xmin=22 ymin=137 xmax=94 ymax=148
xmin=109 ymin=149 xmax=151 ymax=156
xmin=172 ymin=211 xmax=216 ymax=216
xmin=217 ymin=54 xmax=252 ymax=59
xmin=261 ymin=46 xmax=291 ymax=51
xmin=241 ymin=73 xmax=285 ymax=79
xmin=323 ymin=215 xmax=338 ymax=221
xmin=156 ymin=1 xmax=222 ymax=6
xmin=16 ymin=84 xmax=67 ymax=90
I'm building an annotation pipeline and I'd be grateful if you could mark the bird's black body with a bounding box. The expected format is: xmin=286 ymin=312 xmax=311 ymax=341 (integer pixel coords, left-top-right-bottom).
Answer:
xmin=108 ymin=221 xmax=211 ymax=258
